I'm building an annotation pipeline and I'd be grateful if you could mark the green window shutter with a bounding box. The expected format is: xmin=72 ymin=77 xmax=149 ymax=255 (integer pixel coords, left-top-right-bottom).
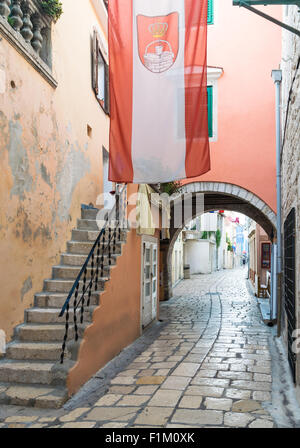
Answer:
xmin=208 ymin=0 xmax=214 ymax=25
xmin=207 ymin=86 xmax=213 ymax=138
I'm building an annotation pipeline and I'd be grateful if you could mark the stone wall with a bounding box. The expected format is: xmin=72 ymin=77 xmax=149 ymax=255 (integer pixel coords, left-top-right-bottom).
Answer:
xmin=280 ymin=5 xmax=300 ymax=395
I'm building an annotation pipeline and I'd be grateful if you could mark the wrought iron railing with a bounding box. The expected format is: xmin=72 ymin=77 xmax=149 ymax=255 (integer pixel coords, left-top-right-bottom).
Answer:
xmin=59 ymin=184 xmax=128 ymax=364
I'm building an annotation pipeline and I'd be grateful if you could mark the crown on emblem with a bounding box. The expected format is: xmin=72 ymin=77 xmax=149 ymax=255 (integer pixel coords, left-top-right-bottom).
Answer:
xmin=149 ymin=22 xmax=168 ymax=38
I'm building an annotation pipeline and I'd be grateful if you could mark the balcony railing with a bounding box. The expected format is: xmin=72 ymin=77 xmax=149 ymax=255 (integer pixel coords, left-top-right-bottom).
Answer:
xmin=0 ymin=0 xmax=57 ymax=86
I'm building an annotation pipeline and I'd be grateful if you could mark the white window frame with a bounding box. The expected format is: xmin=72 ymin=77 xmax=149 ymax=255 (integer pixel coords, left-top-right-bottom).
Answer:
xmin=207 ymin=67 xmax=223 ymax=143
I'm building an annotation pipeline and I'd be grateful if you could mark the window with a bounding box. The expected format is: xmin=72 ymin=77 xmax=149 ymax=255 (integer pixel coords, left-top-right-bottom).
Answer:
xmin=92 ymin=30 xmax=110 ymax=114
xmin=261 ymin=243 xmax=271 ymax=269
xmin=177 ymin=85 xmax=213 ymax=140
xmin=207 ymin=86 xmax=213 ymax=138
xmin=208 ymin=0 xmax=214 ymax=25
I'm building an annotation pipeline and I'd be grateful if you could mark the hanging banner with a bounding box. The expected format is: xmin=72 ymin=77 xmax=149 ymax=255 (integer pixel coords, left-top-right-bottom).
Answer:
xmin=108 ymin=0 xmax=210 ymax=183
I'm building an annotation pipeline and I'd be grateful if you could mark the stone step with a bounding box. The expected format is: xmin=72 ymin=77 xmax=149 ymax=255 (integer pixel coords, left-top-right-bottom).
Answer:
xmin=81 ymin=208 xmax=111 ymax=220
xmin=25 ymin=307 xmax=96 ymax=324
xmin=72 ymin=228 xmax=127 ymax=243
xmin=0 ymin=360 xmax=58 ymax=385
xmin=77 ymin=218 xmax=105 ymax=231
xmin=34 ymin=292 xmax=100 ymax=308
xmin=16 ymin=323 xmax=87 ymax=342
xmin=52 ymin=265 xmax=110 ymax=280
xmin=6 ymin=342 xmax=62 ymax=361
xmin=43 ymin=278 xmax=107 ymax=293
xmin=60 ymin=252 xmax=117 ymax=267
xmin=0 ymin=383 xmax=68 ymax=408
xmin=67 ymin=240 xmax=122 ymax=255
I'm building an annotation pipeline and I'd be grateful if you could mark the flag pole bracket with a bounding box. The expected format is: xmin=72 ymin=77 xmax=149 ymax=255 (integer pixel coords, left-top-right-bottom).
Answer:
xmin=233 ymin=1 xmax=300 ymax=36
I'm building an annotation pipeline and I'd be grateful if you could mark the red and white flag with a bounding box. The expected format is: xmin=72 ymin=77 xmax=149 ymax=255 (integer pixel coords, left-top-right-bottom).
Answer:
xmin=108 ymin=0 xmax=210 ymax=184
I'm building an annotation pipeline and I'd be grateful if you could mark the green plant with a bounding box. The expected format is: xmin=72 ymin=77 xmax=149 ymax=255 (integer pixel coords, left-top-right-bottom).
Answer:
xmin=201 ymin=231 xmax=208 ymax=239
xmin=39 ymin=0 xmax=63 ymax=22
xmin=160 ymin=181 xmax=181 ymax=196
xmin=226 ymin=233 xmax=233 ymax=251
xmin=215 ymin=229 xmax=221 ymax=248
xmin=7 ymin=16 xmax=15 ymax=27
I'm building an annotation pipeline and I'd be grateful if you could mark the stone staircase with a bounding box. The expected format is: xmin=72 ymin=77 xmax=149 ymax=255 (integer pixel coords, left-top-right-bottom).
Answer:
xmin=0 ymin=207 xmax=127 ymax=408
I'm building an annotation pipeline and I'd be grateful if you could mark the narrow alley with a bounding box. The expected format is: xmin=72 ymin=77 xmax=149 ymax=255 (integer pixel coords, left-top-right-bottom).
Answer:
xmin=1 ymin=268 xmax=299 ymax=429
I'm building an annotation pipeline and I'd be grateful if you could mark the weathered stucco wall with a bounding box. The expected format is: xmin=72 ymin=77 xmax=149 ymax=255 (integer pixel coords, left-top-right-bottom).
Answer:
xmin=280 ymin=5 xmax=300 ymax=395
xmin=0 ymin=0 xmax=109 ymax=340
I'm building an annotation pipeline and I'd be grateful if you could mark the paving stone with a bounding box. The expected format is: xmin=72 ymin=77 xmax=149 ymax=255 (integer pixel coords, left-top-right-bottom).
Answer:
xmin=204 ymin=397 xmax=233 ymax=411
xmin=247 ymin=365 xmax=271 ymax=374
xmin=151 ymin=362 xmax=177 ymax=369
xmin=59 ymin=408 xmax=90 ymax=422
xmin=39 ymin=417 xmax=58 ymax=423
xmin=231 ymin=380 xmax=272 ymax=391
xmin=108 ymin=386 xmax=135 ymax=394
xmin=172 ymin=409 xmax=223 ymax=426
xmin=254 ymin=373 xmax=272 ymax=382
xmin=134 ymin=407 xmax=173 ymax=426
xmin=5 ymin=416 xmax=39 ymax=423
xmin=161 ymin=376 xmax=191 ymax=390
xmin=171 ymin=363 xmax=200 ymax=377
xmin=232 ymin=400 xmax=262 ymax=413
xmin=117 ymin=395 xmax=150 ymax=406
xmin=148 ymin=389 xmax=182 ymax=407
xmin=224 ymin=412 xmax=255 ymax=427
xmin=62 ymin=422 xmax=96 ymax=428
xmin=134 ymin=386 xmax=159 ymax=395
xmin=191 ymin=377 xmax=230 ymax=387
xmin=119 ymin=369 xmax=140 ymax=376
xmin=252 ymin=391 xmax=272 ymax=401
xmin=84 ymin=407 xmax=138 ymax=422
xmin=136 ymin=369 xmax=156 ymax=377
xmin=178 ymin=395 xmax=203 ymax=409
xmin=217 ymin=371 xmax=253 ymax=381
xmin=186 ymin=386 xmax=224 ymax=398
xmin=202 ymin=363 xmax=229 ymax=371
xmin=136 ymin=376 xmax=165 ymax=385
xmin=95 ymin=394 xmax=122 ymax=406
xmin=196 ymin=369 xmax=217 ymax=378
xmin=225 ymin=389 xmax=252 ymax=400
xmin=249 ymin=419 xmax=274 ymax=428
xmin=111 ymin=376 xmax=136 ymax=385
xmin=29 ymin=423 xmax=48 ymax=428
xmin=230 ymin=364 xmax=247 ymax=372
xmin=101 ymin=422 xmax=128 ymax=428
xmin=167 ymin=356 xmax=184 ymax=362
xmin=7 ymin=423 xmax=27 ymax=428
xmin=129 ymin=362 xmax=151 ymax=369
xmin=155 ymin=369 xmax=171 ymax=376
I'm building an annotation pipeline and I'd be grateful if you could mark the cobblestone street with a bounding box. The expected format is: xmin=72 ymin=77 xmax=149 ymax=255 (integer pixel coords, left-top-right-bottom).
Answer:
xmin=0 ymin=268 xmax=299 ymax=428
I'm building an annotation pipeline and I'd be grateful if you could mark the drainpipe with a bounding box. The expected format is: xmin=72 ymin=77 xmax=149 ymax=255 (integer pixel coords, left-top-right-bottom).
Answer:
xmin=271 ymin=69 xmax=282 ymax=334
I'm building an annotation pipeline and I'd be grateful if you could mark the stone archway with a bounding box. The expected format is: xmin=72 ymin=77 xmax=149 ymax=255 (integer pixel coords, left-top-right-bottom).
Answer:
xmin=160 ymin=182 xmax=277 ymax=301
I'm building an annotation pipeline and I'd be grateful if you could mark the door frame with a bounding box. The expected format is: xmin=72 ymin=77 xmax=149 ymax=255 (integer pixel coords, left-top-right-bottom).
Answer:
xmin=140 ymin=235 xmax=159 ymax=333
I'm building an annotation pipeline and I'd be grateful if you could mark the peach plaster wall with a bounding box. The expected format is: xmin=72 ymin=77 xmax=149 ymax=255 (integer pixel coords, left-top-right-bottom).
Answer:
xmin=184 ymin=1 xmax=282 ymax=213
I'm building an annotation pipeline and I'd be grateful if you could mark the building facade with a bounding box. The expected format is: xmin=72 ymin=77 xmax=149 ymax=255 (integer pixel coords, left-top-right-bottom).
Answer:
xmin=0 ymin=0 xmax=163 ymax=404
xmin=280 ymin=5 xmax=300 ymax=398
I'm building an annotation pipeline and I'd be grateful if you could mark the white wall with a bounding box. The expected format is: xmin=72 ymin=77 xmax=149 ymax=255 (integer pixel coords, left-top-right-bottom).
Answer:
xmin=185 ymin=240 xmax=215 ymax=274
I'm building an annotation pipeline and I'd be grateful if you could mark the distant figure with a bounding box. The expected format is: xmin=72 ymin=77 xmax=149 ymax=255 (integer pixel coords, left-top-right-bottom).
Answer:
xmin=242 ymin=257 xmax=246 ymax=267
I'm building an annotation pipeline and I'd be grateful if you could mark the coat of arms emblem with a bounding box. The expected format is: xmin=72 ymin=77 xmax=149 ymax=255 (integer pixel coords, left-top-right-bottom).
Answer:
xmin=137 ymin=12 xmax=179 ymax=74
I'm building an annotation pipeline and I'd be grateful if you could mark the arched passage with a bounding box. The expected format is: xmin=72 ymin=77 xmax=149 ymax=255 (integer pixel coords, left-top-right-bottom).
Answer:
xmin=160 ymin=182 xmax=277 ymax=300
